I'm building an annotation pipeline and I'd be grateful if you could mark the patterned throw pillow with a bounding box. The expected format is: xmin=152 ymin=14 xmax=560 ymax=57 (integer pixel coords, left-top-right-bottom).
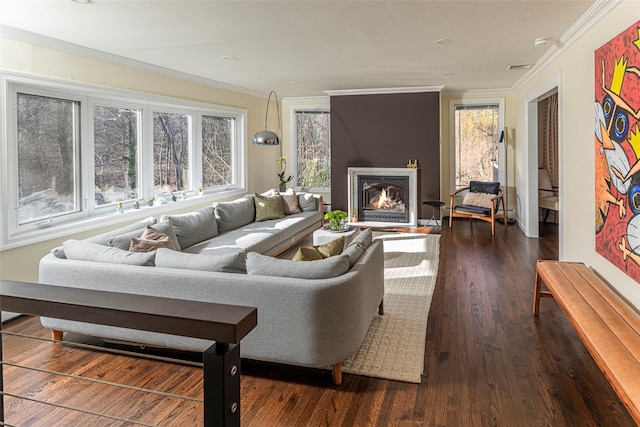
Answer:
xmin=462 ymin=192 xmax=496 ymax=209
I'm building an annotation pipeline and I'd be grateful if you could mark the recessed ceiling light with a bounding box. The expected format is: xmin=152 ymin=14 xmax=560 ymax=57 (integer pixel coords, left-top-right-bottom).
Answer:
xmin=436 ymin=38 xmax=452 ymax=45
xmin=534 ymin=37 xmax=552 ymax=47
xmin=221 ymin=55 xmax=238 ymax=61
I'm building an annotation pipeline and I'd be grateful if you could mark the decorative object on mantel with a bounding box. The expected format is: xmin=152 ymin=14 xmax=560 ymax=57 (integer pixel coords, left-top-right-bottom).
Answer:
xmin=277 ymin=156 xmax=293 ymax=191
xmin=324 ymin=209 xmax=349 ymax=231
xmin=252 ymin=90 xmax=281 ymax=146
xmin=406 ymin=158 xmax=419 ymax=168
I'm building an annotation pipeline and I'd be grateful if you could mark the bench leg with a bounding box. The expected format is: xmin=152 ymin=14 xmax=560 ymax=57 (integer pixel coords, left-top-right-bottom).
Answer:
xmin=51 ymin=330 xmax=63 ymax=341
xmin=332 ymin=363 xmax=342 ymax=385
xmin=379 ymin=298 xmax=384 ymax=315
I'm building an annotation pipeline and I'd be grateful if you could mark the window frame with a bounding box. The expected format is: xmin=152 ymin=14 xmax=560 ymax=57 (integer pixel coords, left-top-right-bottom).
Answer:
xmin=1 ymin=73 xmax=247 ymax=250
xmin=449 ymin=98 xmax=505 ymax=194
xmin=289 ymin=104 xmax=331 ymax=192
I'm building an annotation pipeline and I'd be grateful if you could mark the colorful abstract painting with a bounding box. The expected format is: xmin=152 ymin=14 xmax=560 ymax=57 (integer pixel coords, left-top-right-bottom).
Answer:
xmin=595 ymin=20 xmax=640 ymax=282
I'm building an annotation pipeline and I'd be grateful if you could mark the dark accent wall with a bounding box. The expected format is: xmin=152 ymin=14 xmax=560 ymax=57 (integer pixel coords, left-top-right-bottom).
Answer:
xmin=330 ymin=92 xmax=440 ymax=218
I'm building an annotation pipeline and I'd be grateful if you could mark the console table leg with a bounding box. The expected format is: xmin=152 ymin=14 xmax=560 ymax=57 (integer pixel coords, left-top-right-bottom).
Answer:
xmin=203 ymin=342 xmax=241 ymax=427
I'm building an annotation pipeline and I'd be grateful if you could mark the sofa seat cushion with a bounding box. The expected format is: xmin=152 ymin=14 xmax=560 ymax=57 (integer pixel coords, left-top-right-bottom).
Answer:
xmin=185 ymin=211 xmax=320 ymax=256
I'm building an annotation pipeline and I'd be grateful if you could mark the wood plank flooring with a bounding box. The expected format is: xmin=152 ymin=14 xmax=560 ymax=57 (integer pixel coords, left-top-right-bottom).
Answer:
xmin=2 ymin=220 xmax=636 ymax=426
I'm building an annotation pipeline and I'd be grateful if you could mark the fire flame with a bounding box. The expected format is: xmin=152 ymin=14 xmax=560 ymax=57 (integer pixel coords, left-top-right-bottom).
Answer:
xmin=376 ymin=188 xmax=388 ymax=209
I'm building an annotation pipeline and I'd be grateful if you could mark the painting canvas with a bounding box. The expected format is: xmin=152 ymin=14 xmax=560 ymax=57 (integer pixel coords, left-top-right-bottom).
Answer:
xmin=595 ymin=20 xmax=640 ymax=282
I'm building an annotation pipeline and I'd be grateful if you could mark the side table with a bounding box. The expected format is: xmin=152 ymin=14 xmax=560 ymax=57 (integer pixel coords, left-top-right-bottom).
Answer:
xmin=423 ymin=199 xmax=445 ymax=228
xmin=313 ymin=225 xmax=360 ymax=249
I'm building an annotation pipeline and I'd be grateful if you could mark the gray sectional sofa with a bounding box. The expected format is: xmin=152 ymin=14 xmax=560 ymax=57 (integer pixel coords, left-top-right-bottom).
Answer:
xmin=38 ymin=191 xmax=385 ymax=384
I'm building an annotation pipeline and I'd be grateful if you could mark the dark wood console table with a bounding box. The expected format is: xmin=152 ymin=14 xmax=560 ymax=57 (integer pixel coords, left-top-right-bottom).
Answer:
xmin=0 ymin=280 xmax=257 ymax=426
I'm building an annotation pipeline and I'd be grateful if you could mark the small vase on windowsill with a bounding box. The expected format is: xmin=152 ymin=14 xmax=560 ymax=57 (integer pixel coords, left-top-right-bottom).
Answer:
xmin=279 ymin=184 xmax=287 ymax=192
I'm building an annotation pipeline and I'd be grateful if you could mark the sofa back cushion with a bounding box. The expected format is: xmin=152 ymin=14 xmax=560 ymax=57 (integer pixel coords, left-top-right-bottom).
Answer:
xmin=342 ymin=228 xmax=373 ymax=266
xmin=155 ymin=248 xmax=243 ymax=273
xmin=246 ymin=252 xmax=350 ymax=279
xmin=63 ymin=240 xmax=156 ymax=266
xmin=161 ymin=206 xmax=218 ymax=249
xmin=214 ymin=195 xmax=256 ymax=233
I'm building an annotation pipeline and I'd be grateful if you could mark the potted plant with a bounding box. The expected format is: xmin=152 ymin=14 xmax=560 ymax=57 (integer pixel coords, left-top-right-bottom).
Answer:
xmin=324 ymin=209 xmax=348 ymax=231
xmin=277 ymin=156 xmax=293 ymax=192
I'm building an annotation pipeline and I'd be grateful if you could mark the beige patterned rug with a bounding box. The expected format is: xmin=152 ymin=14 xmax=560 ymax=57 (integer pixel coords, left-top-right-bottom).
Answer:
xmin=341 ymin=232 xmax=440 ymax=383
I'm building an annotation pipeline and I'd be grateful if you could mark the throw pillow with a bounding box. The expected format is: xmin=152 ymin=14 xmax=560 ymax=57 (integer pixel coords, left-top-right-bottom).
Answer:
xmin=107 ymin=220 xmax=181 ymax=251
xmin=246 ymin=252 xmax=350 ymax=279
xmin=280 ymin=189 xmax=301 ymax=215
xmin=293 ymin=247 xmax=325 ymax=261
xmin=342 ymin=228 xmax=373 ymax=266
xmin=254 ymin=193 xmax=285 ymax=222
xmin=155 ymin=248 xmax=244 ymax=273
xmin=62 ymin=240 xmax=156 ymax=266
xmin=161 ymin=206 xmax=217 ymax=249
xmin=297 ymin=192 xmax=317 ymax=212
xmin=214 ymin=195 xmax=255 ymax=233
xmin=462 ymin=192 xmax=495 ymax=209
xmin=129 ymin=236 xmax=175 ymax=252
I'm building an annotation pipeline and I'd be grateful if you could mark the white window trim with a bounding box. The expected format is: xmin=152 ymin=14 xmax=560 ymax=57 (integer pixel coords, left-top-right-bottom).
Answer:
xmin=288 ymin=104 xmax=331 ymax=192
xmin=449 ymin=98 xmax=506 ymax=193
xmin=1 ymin=72 xmax=247 ymax=251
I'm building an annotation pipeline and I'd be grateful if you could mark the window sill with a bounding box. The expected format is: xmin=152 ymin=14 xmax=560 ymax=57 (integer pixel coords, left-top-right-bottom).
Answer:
xmin=1 ymin=188 xmax=246 ymax=252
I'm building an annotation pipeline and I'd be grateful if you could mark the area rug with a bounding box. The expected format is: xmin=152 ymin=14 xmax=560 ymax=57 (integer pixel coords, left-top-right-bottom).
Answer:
xmin=341 ymin=232 xmax=440 ymax=383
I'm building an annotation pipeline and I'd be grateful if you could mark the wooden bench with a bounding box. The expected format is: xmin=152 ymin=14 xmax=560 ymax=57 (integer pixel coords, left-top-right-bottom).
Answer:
xmin=533 ymin=260 xmax=640 ymax=424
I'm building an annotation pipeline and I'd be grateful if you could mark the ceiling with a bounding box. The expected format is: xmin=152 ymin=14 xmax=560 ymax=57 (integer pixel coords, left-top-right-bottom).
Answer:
xmin=0 ymin=0 xmax=601 ymax=98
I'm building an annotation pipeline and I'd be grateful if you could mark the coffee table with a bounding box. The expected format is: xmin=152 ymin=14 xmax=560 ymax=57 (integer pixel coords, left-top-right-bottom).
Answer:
xmin=313 ymin=225 xmax=360 ymax=249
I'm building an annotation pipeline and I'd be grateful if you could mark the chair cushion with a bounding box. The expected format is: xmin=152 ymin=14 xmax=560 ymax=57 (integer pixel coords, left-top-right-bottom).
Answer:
xmin=462 ymin=192 xmax=495 ymax=209
xmin=454 ymin=204 xmax=492 ymax=216
xmin=469 ymin=180 xmax=500 ymax=195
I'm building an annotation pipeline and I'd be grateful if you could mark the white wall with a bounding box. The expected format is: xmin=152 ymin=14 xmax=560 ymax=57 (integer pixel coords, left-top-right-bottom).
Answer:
xmin=512 ymin=0 xmax=640 ymax=309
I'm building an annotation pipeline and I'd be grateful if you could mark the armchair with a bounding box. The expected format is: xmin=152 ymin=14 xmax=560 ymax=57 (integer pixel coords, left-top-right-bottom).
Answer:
xmin=449 ymin=180 xmax=507 ymax=236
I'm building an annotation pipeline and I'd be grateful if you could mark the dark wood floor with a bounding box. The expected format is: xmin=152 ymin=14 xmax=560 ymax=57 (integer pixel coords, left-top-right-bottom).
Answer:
xmin=2 ymin=219 xmax=636 ymax=426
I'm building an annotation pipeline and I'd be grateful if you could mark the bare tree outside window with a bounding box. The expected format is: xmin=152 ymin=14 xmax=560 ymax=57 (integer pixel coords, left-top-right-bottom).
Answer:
xmin=94 ymin=105 xmax=139 ymax=205
xmin=202 ymin=115 xmax=233 ymax=187
xmin=153 ymin=112 xmax=190 ymax=193
xmin=16 ymin=93 xmax=80 ymax=224
xmin=454 ymin=105 xmax=499 ymax=189
xmin=296 ymin=111 xmax=330 ymax=188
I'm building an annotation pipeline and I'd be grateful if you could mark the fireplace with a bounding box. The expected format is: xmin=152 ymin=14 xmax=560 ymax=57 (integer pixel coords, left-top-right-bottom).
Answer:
xmin=348 ymin=167 xmax=418 ymax=227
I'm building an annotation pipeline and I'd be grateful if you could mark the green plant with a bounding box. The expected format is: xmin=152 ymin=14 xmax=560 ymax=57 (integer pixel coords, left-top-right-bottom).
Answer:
xmin=324 ymin=209 xmax=348 ymax=230
xmin=277 ymin=156 xmax=293 ymax=187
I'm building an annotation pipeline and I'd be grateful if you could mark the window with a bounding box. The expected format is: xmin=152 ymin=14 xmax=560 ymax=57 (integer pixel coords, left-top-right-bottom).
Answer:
xmin=16 ymin=92 xmax=81 ymax=225
xmin=3 ymin=75 xmax=246 ymax=248
xmin=293 ymin=109 xmax=330 ymax=189
xmin=93 ymin=105 xmax=140 ymax=205
xmin=202 ymin=115 xmax=234 ymax=187
xmin=451 ymin=100 xmax=505 ymax=191
xmin=153 ymin=111 xmax=191 ymax=193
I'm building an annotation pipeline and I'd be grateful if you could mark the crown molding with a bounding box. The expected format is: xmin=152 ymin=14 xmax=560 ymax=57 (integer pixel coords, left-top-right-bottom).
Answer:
xmin=512 ymin=0 xmax=621 ymax=92
xmin=324 ymin=86 xmax=444 ymax=97
xmin=0 ymin=24 xmax=265 ymax=98
xmin=281 ymin=95 xmax=329 ymax=103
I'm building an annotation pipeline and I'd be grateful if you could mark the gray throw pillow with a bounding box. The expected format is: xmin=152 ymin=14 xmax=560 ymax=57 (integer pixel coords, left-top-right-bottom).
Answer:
xmin=155 ymin=248 xmax=244 ymax=273
xmin=161 ymin=206 xmax=217 ymax=249
xmin=214 ymin=195 xmax=255 ymax=233
xmin=246 ymin=252 xmax=350 ymax=279
xmin=297 ymin=193 xmax=317 ymax=212
xmin=63 ymin=239 xmax=156 ymax=266
xmin=52 ymin=216 xmax=157 ymax=258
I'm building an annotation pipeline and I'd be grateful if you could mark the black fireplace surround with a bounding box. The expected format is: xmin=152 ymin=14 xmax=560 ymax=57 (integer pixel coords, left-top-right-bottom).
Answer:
xmin=357 ymin=175 xmax=410 ymax=223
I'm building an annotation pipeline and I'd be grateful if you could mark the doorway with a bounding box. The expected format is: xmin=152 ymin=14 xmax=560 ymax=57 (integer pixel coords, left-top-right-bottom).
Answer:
xmin=538 ymin=92 xmax=559 ymax=236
